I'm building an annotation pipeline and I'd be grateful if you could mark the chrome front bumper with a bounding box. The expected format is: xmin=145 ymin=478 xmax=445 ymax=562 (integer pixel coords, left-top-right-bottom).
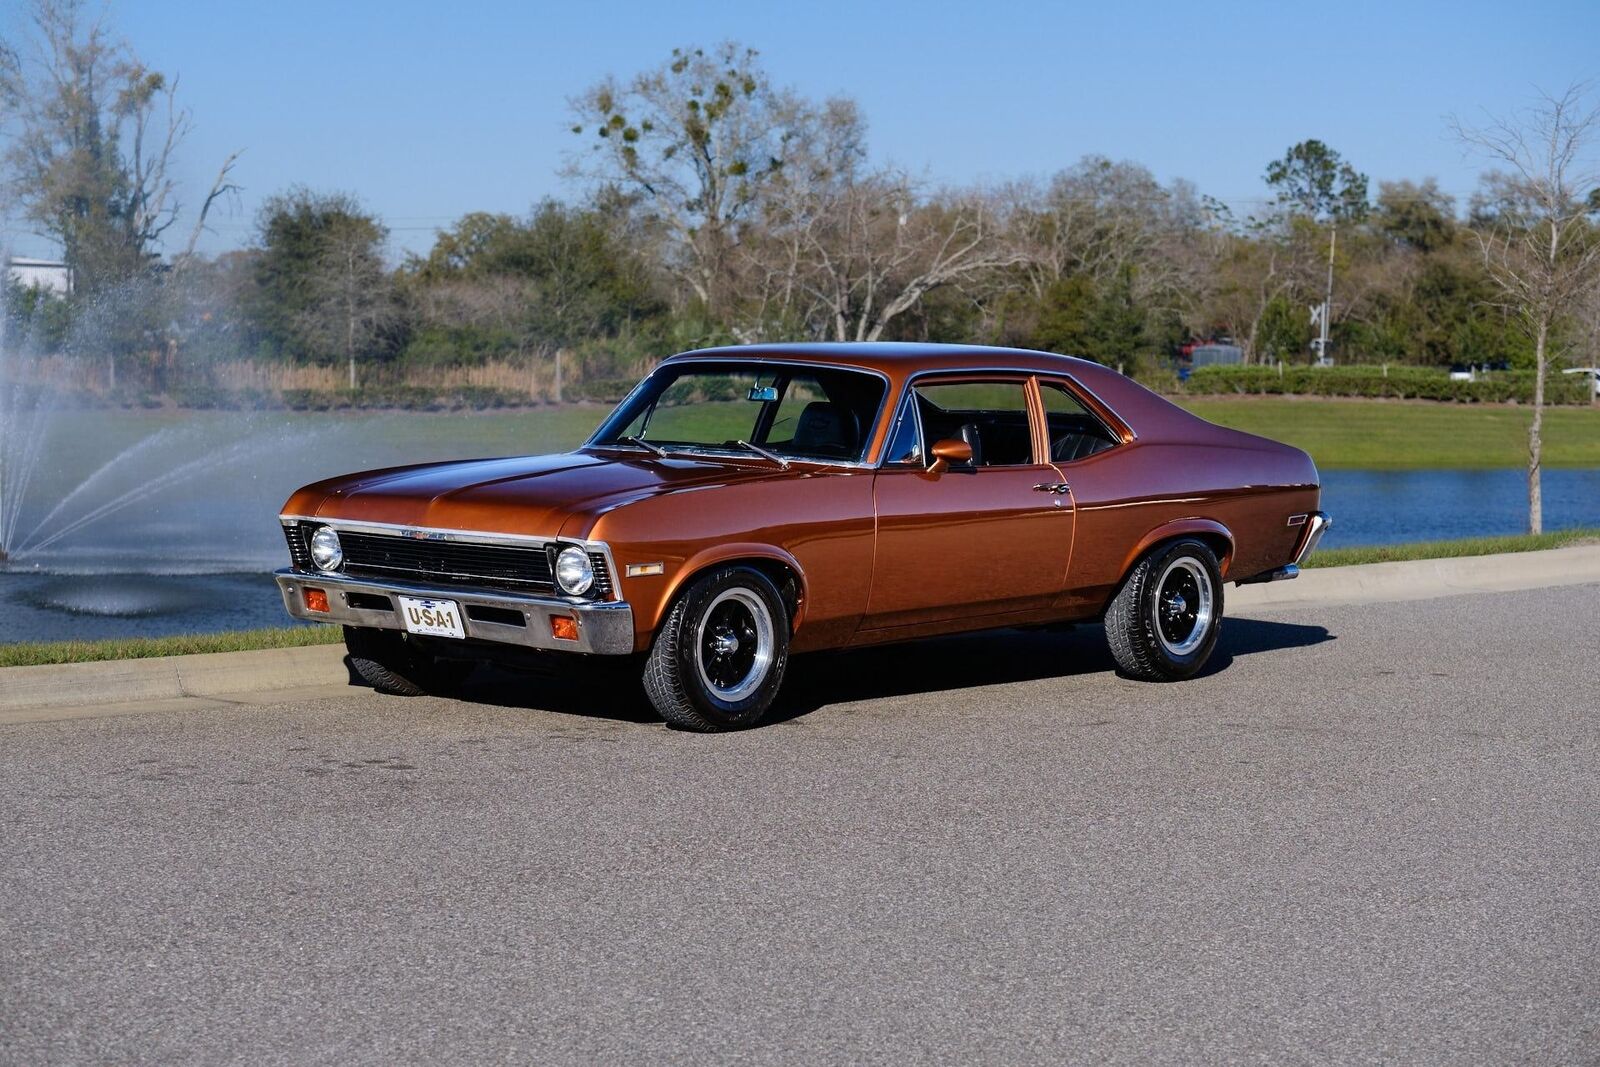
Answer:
xmin=275 ymin=569 xmax=635 ymax=655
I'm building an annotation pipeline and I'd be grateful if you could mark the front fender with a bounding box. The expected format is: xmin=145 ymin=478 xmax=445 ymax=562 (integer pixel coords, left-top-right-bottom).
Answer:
xmin=638 ymin=542 xmax=810 ymax=647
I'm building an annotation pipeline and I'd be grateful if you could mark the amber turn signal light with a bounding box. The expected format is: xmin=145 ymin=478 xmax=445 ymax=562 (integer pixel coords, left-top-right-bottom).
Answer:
xmin=303 ymin=588 xmax=330 ymax=613
xmin=550 ymin=615 xmax=579 ymax=641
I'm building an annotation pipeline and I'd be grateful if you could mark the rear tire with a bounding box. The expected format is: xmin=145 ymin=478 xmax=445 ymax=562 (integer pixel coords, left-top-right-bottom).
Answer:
xmin=1105 ymin=539 xmax=1223 ymax=681
xmin=344 ymin=626 xmax=473 ymax=696
xmin=643 ymin=566 xmax=789 ymax=731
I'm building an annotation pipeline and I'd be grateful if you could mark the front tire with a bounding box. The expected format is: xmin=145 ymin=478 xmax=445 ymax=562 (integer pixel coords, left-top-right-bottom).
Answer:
xmin=1104 ymin=539 xmax=1223 ymax=681
xmin=344 ymin=626 xmax=473 ymax=696
xmin=643 ymin=566 xmax=790 ymax=731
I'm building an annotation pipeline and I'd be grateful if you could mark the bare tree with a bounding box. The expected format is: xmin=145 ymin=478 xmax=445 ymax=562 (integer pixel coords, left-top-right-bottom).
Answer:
xmin=0 ymin=0 xmax=238 ymax=292
xmin=1454 ymin=83 xmax=1600 ymax=532
xmin=1006 ymin=158 xmax=1180 ymax=301
xmin=298 ymin=225 xmax=398 ymax=391
xmin=566 ymin=44 xmax=811 ymax=318
xmin=769 ymin=170 xmax=1019 ymax=342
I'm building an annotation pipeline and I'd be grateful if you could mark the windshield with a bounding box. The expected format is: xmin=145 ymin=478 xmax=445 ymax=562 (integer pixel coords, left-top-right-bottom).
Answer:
xmin=589 ymin=361 xmax=887 ymax=463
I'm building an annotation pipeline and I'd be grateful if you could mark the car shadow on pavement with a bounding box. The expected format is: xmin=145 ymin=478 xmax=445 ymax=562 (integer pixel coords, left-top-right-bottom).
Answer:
xmin=415 ymin=617 xmax=1333 ymax=729
xmin=766 ymin=617 xmax=1334 ymax=725
xmin=447 ymin=656 xmax=664 ymax=725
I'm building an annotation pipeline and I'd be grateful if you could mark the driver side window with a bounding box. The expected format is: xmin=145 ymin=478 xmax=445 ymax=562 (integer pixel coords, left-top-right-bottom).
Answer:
xmin=910 ymin=380 xmax=1035 ymax=467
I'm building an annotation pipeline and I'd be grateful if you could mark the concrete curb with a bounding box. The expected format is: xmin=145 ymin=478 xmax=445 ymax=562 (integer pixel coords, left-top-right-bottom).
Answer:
xmin=0 ymin=643 xmax=350 ymax=715
xmin=2 ymin=546 xmax=1597 ymax=719
xmin=1231 ymin=544 xmax=1600 ymax=609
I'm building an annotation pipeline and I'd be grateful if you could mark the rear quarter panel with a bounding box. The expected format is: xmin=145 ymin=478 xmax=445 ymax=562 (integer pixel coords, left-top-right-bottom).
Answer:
xmin=1058 ymin=435 xmax=1319 ymax=616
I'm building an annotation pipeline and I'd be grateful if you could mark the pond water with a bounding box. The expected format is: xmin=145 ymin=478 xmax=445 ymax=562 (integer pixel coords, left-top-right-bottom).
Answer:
xmin=1319 ymin=468 xmax=1600 ymax=547
xmin=0 ymin=405 xmax=1595 ymax=643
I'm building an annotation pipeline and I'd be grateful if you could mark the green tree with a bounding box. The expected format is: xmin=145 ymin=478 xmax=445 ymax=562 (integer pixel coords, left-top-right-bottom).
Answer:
xmin=1265 ymin=140 xmax=1369 ymax=224
xmin=1375 ymin=179 xmax=1457 ymax=252
xmin=251 ymin=187 xmax=395 ymax=386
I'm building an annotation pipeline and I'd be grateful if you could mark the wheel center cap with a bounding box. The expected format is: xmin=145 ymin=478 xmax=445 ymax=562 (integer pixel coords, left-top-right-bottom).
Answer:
xmin=1166 ymin=593 xmax=1187 ymax=616
xmin=712 ymin=632 xmax=740 ymax=656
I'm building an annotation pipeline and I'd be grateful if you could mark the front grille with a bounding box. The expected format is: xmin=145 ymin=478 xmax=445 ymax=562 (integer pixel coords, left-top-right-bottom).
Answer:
xmin=283 ymin=524 xmax=311 ymax=568
xmin=589 ymin=553 xmax=613 ymax=598
xmin=340 ymin=531 xmax=554 ymax=590
xmin=283 ymin=522 xmax=611 ymax=599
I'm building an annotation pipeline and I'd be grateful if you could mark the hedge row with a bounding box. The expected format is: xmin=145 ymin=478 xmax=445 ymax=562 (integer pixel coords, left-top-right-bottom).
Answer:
xmin=120 ymin=381 xmax=634 ymax=410
xmin=1183 ymin=365 xmax=1594 ymax=404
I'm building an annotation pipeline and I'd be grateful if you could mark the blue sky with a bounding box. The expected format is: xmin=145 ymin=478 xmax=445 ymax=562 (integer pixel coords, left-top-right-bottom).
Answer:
xmin=7 ymin=0 xmax=1597 ymax=260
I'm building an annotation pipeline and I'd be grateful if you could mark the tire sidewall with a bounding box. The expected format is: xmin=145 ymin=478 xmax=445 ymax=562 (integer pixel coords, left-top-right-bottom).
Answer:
xmin=671 ymin=567 xmax=789 ymax=728
xmin=1141 ymin=540 xmax=1223 ymax=678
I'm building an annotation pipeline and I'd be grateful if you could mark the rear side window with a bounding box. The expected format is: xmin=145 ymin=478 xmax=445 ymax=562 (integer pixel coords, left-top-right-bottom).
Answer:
xmin=1039 ymin=381 xmax=1119 ymax=463
xmin=912 ymin=380 xmax=1035 ymax=467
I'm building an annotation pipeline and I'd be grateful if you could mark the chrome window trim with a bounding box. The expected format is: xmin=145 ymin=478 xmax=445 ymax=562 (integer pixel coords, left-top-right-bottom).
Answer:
xmin=1032 ymin=375 xmax=1133 ymax=459
xmin=880 ymin=390 xmax=925 ymax=467
xmin=278 ymin=516 xmax=621 ymax=601
xmin=582 ymin=356 xmax=893 ymax=469
xmin=879 ymin=367 xmax=1104 ymax=469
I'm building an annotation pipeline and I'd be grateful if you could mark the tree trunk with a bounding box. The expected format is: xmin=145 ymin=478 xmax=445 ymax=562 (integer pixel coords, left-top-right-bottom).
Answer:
xmin=1528 ymin=318 xmax=1547 ymax=535
xmin=347 ymin=312 xmax=357 ymax=392
xmin=554 ymin=348 xmax=565 ymax=405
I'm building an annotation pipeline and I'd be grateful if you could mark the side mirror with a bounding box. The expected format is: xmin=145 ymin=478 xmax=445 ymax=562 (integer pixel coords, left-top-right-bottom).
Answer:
xmin=928 ymin=437 xmax=973 ymax=475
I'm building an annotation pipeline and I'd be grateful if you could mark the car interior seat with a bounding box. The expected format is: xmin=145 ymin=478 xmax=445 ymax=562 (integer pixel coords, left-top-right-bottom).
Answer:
xmin=791 ymin=402 xmax=861 ymax=457
xmin=958 ymin=423 xmax=984 ymax=467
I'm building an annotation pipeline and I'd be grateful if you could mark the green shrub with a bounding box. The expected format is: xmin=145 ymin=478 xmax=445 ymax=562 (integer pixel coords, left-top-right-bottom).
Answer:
xmin=570 ymin=377 xmax=639 ymax=403
xmin=1182 ymin=364 xmax=1590 ymax=404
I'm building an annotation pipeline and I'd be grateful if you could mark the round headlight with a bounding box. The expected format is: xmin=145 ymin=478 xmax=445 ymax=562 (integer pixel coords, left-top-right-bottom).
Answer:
xmin=309 ymin=525 xmax=343 ymax=572
xmin=554 ymin=545 xmax=595 ymax=595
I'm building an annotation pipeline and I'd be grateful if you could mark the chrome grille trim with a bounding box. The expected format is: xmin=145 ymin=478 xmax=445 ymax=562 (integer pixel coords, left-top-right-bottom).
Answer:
xmin=279 ymin=517 xmax=619 ymax=601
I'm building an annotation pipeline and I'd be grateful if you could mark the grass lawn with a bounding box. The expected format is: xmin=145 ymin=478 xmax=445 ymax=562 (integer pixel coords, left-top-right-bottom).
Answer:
xmin=1303 ymin=527 xmax=1599 ymax=568
xmin=1178 ymin=397 xmax=1600 ymax=469
xmin=0 ymin=625 xmax=341 ymax=669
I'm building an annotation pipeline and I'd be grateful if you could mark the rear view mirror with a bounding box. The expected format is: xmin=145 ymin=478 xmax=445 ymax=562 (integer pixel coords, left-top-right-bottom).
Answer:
xmin=747 ymin=385 xmax=778 ymax=402
xmin=928 ymin=437 xmax=973 ymax=475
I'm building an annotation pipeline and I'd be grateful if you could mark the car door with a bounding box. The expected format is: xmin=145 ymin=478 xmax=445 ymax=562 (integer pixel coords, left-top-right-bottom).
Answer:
xmin=862 ymin=375 xmax=1075 ymax=630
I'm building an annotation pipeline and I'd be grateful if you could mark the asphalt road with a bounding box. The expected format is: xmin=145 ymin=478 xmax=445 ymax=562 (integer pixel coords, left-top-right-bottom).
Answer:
xmin=2 ymin=586 xmax=1596 ymax=1065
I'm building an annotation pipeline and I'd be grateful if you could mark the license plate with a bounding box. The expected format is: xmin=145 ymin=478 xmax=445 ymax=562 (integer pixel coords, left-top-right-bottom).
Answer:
xmin=397 ymin=595 xmax=466 ymax=639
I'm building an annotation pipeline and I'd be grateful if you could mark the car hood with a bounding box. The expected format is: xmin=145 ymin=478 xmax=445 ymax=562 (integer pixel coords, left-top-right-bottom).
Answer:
xmin=283 ymin=449 xmax=789 ymax=538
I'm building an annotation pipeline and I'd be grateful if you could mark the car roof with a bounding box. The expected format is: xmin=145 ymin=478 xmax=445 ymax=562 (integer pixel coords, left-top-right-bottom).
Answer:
xmin=664 ymin=342 xmax=1106 ymax=380
xmin=659 ymin=341 xmax=1226 ymax=446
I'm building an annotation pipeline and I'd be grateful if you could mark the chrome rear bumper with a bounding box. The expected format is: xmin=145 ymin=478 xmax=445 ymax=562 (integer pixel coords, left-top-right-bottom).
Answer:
xmin=1293 ymin=512 xmax=1333 ymax=565
xmin=1235 ymin=511 xmax=1332 ymax=585
xmin=275 ymin=569 xmax=635 ymax=654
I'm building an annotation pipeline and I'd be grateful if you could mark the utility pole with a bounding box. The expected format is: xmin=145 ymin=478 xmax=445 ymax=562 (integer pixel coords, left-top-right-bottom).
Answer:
xmin=1309 ymin=227 xmax=1336 ymax=366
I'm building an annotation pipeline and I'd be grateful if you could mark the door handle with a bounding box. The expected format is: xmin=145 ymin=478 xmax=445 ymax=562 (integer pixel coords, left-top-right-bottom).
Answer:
xmin=1032 ymin=482 xmax=1070 ymax=495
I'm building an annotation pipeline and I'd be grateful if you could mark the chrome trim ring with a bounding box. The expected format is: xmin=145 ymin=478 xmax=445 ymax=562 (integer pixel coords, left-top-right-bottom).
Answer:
xmin=694 ymin=588 xmax=775 ymax=703
xmin=1153 ymin=557 xmax=1214 ymax=657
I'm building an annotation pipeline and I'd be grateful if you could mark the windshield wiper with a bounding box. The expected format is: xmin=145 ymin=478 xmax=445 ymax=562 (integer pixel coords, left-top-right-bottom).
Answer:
xmin=733 ymin=440 xmax=791 ymax=470
xmin=618 ymin=435 xmax=669 ymax=458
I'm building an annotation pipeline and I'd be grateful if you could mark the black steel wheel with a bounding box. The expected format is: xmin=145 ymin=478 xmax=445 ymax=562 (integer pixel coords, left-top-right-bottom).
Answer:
xmin=643 ymin=566 xmax=789 ymax=731
xmin=1104 ymin=539 xmax=1223 ymax=681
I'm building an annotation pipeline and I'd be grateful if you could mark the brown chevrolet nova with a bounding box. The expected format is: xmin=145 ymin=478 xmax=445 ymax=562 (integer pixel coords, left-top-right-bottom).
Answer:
xmin=277 ymin=343 xmax=1329 ymax=730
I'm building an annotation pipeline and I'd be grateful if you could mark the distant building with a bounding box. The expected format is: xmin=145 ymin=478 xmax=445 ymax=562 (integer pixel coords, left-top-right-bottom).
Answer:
xmin=1189 ymin=344 xmax=1244 ymax=368
xmin=4 ymin=256 xmax=73 ymax=295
